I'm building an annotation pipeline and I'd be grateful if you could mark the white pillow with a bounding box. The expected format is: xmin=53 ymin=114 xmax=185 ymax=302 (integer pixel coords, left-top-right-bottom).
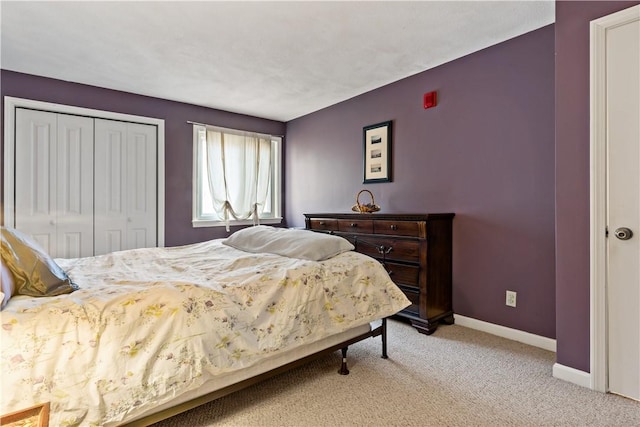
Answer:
xmin=223 ymin=226 xmax=354 ymax=261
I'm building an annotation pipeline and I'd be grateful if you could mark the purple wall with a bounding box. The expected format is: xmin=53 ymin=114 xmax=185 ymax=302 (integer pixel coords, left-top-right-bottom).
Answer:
xmin=6 ymin=2 xmax=637 ymax=372
xmin=0 ymin=70 xmax=286 ymax=246
xmin=555 ymin=1 xmax=640 ymax=372
xmin=286 ymin=26 xmax=556 ymax=338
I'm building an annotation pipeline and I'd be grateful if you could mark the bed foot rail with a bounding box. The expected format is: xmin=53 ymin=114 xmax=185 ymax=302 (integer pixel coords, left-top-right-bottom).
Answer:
xmin=338 ymin=347 xmax=350 ymax=375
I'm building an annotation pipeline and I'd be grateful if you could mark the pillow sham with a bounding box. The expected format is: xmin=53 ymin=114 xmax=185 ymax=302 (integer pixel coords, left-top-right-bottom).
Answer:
xmin=223 ymin=225 xmax=354 ymax=261
xmin=0 ymin=227 xmax=78 ymax=297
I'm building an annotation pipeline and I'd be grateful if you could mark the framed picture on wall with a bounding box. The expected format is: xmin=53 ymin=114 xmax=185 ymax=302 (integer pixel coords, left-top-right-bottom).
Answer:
xmin=363 ymin=120 xmax=392 ymax=183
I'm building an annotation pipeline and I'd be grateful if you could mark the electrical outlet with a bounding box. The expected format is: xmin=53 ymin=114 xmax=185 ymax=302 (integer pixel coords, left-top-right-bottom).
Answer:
xmin=506 ymin=290 xmax=517 ymax=307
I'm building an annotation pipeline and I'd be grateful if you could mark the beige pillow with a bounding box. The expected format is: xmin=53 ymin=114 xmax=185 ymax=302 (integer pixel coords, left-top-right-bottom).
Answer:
xmin=0 ymin=227 xmax=78 ymax=297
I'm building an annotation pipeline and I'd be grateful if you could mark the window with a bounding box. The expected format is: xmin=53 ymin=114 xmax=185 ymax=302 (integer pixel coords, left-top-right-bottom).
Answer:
xmin=192 ymin=124 xmax=282 ymax=229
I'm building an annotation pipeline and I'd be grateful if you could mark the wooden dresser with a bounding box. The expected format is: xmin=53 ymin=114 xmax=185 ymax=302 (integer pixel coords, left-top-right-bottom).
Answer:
xmin=304 ymin=213 xmax=454 ymax=335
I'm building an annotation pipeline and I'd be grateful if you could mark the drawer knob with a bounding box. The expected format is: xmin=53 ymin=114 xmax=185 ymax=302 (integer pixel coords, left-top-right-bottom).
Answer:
xmin=350 ymin=223 xmax=358 ymax=227
xmin=390 ymin=224 xmax=398 ymax=230
xmin=319 ymin=221 xmax=325 ymax=226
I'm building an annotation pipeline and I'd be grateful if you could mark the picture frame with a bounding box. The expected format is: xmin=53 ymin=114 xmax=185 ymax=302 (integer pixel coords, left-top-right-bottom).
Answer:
xmin=0 ymin=402 xmax=50 ymax=427
xmin=363 ymin=120 xmax=392 ymax=183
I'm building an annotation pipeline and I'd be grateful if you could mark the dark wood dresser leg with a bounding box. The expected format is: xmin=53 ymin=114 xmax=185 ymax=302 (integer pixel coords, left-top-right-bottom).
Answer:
xmin=410 ymin=318 xmax=438 ymax=335
xmin=441 ymin=314 xmax=455 ymax=325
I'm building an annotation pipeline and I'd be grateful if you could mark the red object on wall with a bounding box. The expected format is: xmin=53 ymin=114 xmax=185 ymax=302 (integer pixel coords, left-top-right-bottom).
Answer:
xmin=423 ymin=91 xmax=438 ymax=109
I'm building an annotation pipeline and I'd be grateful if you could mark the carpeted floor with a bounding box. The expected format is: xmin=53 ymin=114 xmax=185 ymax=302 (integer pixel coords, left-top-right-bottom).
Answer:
xmin=152 ymin=319 xmax=640 ymax=426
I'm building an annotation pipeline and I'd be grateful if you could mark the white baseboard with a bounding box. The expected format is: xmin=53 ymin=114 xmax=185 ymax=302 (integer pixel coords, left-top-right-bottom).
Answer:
xmin=452 ymin=315 xmax=593 ymax=390
xmin=552 ymin=363 xmax=592 ymax=389
xmin=453 ymin=314 xmax=557 ymax=352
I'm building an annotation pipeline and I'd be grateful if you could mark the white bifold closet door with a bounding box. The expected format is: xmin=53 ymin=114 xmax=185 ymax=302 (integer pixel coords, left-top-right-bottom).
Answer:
xmin=94 ymin=119 xmax=157 ymax=255
xmin=14 ymin=109 xmax=157 ymax=258
xmin=15 ymin=109 xmax=94 ymax=258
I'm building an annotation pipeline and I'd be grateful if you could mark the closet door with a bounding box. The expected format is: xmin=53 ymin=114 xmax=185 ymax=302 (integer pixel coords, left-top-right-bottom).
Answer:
xmin=55 ymin=114 xmax=95 ymax=258
xmin=15 ymin=109 xmax=56 ymax=252
xmin=15 ymin=109 xmax=94 ymax=258
xmin=94 ymin=119 xmax=157 ymax=255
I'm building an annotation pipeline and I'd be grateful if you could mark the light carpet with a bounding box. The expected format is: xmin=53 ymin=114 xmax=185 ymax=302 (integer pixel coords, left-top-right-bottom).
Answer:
xmin=152 ymin=319 xmax=640 ymax=426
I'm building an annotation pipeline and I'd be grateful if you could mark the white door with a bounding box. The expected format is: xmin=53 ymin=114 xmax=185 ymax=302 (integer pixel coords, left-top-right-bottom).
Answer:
xmin=94 ymin=119 xmax=157 ymax=255
xmin=55 ymin=114 xmax=95 ymax=258
xmin=15 ymin=109 xmax=94 ymax=258
xmin=606 ymin=13 xmax=640 ymax=400
xmin=15 ymin=109 xmax=57 ymax=253
xmin=125 ymin=123 xmax=158 ymax=250
xmin=5 ymin=97 xmax=166 ymax=253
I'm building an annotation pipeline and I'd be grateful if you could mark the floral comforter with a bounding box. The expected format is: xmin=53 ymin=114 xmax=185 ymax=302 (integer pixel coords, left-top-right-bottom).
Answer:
xmin=1 ymin=239 xmax=409 ymax=426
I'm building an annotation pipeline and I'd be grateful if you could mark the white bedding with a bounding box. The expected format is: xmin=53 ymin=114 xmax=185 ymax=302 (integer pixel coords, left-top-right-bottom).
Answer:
xmin=1 ymin=239 xmax=409 ymax=426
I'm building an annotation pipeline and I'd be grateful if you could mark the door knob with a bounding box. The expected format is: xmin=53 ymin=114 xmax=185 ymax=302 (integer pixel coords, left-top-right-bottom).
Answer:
xmin=614 ymin=227 xmax=633 ymax=240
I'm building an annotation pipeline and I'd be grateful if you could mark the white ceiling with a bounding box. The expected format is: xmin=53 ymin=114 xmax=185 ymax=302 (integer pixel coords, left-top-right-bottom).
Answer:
xmin=0 ymin=1 xmax=554 ymax=122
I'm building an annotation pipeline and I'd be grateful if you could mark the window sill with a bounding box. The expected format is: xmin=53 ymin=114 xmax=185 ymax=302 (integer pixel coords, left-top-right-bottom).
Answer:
xmin=192 ymin=217 xmax=283 ymax=228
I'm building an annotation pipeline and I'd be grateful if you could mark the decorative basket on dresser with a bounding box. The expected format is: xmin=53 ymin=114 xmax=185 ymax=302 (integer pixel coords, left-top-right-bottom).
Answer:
xmin=304 ymin=212 xmax=455 ymax=335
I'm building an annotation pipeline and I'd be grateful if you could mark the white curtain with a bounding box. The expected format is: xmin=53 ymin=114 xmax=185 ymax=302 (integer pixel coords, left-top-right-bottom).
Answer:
xmin=204 ymin=128 xmax=272 ymax=231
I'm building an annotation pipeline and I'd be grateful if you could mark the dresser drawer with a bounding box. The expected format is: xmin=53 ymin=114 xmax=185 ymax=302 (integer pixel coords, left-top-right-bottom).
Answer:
xmin=399 ymin=286 xmax=420 ymax=315
xmin=338 ymin=219 xmax=374 ymax=234
xmin=353 ymin=237 xmax=420 ymax=263
xmin=308 ymin=219 xmax=338 ymax=232
xmin=374 ymin=220 xmax=422 ymax=237
xmin=386 ymin=261 xmax=419 ymax=289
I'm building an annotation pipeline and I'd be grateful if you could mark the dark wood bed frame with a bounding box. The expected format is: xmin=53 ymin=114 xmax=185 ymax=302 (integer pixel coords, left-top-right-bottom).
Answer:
xmin=122 ymin=318 xmax=389 ymax=426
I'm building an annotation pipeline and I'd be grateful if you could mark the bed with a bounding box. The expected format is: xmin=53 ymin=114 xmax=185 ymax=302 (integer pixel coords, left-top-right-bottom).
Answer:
xmin=0 ymin=225 xmax=410 ymax=426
